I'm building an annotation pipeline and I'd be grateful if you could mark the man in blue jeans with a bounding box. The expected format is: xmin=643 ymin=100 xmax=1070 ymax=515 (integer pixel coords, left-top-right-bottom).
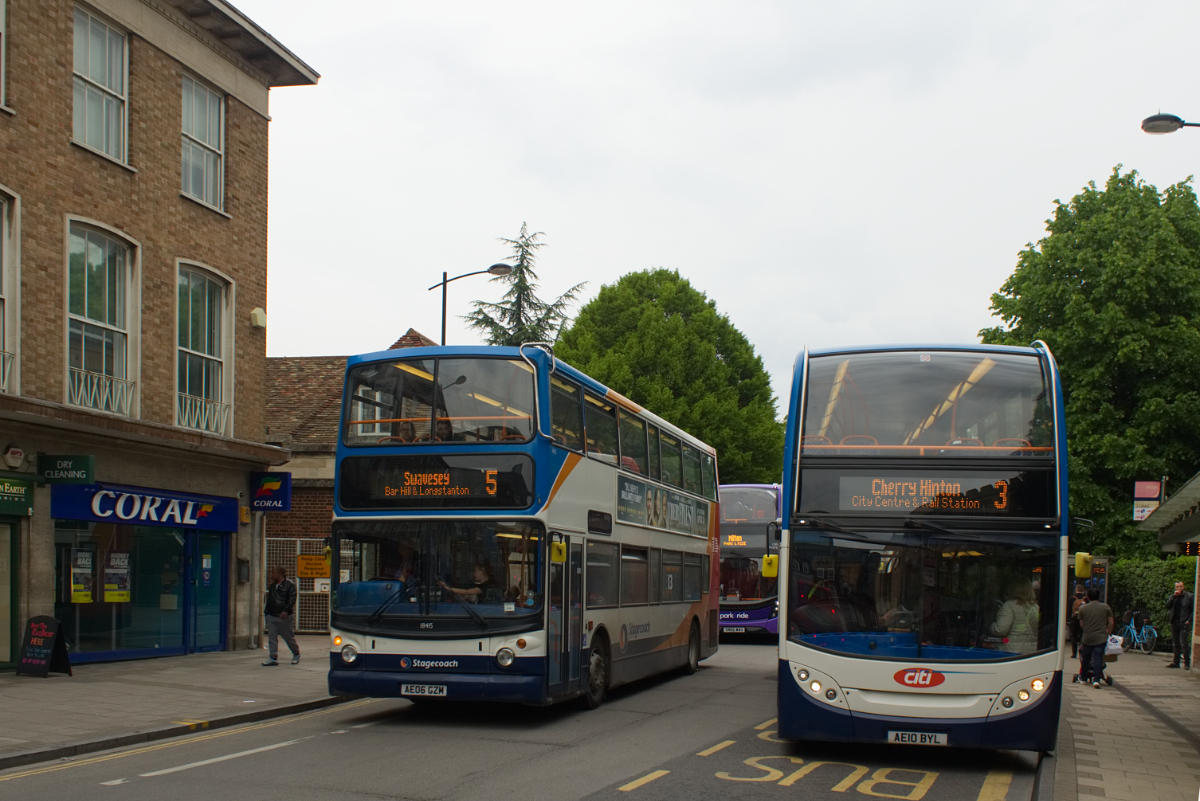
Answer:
xmin=1077 ymin=588 xmax=1113 ymax=688
xmin=263 ymin=566 xmax=300 ymax=666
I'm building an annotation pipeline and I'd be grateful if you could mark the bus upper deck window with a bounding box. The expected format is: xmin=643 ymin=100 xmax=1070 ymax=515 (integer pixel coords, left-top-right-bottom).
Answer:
xmin=618 ymin=410 xmax=648 ymax=475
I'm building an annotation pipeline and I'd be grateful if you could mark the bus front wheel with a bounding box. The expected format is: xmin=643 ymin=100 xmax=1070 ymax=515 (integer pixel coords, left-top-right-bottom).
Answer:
xmin=683 ymin=621 xmax=700 ymax=675
xmin=583 ymin=639 xmax=609 ymax=709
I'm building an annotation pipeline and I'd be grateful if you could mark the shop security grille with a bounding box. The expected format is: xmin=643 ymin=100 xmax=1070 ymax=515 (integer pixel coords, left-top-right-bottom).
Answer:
xmin=265 ymin=537 xmax=330 ymax=633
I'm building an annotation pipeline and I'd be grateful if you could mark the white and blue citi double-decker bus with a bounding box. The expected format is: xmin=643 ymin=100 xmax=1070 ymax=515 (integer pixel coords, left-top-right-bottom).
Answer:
xmin=328 ymin=344 xmax=720 ymax=707
xmin=778 ymin=343 xmax=1067 ymax=751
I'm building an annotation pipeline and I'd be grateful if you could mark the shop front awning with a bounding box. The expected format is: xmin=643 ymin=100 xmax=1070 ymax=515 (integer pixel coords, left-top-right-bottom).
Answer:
xmin=1137 ymin=469 xmax=1200 ymax=546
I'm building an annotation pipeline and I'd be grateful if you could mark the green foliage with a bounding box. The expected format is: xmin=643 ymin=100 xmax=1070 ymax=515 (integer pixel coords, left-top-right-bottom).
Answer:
xmin=980 ymin=168 xmax=1200 ymax=559
xmin=464 ymin=223 xmax=586 ymax=346
xmin=1108 ymin=556 xmax=1195 ymax=631
xmin=556 ymin=269 xmax=784 ymax=485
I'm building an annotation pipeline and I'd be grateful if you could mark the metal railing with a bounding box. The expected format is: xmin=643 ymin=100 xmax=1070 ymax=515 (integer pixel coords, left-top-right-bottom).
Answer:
xmin=68 ymin=367 xmax=135 ymax=416
xmin=177 ymin=392 xmax=230 ymax=435
xmin=0 ymin=351 xmax=12 ymax=393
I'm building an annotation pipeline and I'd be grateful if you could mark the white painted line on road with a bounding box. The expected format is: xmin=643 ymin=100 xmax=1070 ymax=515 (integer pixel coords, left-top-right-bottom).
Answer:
xmin=100 ymin=779 xmax=128 ymax=786
xmin=976 ymin=769 xmax=1012 ymax=801
xmin=350 ymin=720 xmax=383 ymax=729
xmin=754 ymin=718 xmax=777 ymax=730
xmin=696 ymin=740 xmax=736 ymax=757
xmin=618 ymin=770 xmax=670 ymax=792
xmin=138 ymin=739 xmax=303 ymax=777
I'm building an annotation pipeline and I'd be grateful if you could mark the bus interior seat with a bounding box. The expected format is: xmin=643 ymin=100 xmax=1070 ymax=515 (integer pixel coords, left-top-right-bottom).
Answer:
xmin=801 ymin=435 xmax=832 ymax=445
xmin=993 ymin=438 xmax=1032 ymax=447
xmin=839 ymin=435 xmax=878 ymax=446
xmin=945 ymin=438 xmax=983 ymax=447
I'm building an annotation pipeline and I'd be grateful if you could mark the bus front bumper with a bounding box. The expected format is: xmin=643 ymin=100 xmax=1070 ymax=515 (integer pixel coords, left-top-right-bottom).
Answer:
xmin=329 ymin=669 xmax=545 ymax=704
xmin=775 ymin=661 xmax=1062 ymax=751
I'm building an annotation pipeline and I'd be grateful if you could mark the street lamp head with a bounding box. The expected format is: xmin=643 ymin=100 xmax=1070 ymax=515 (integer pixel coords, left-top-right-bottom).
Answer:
xmin=488 ymin=263 xmax=514 ymax=276
xmin=1143 ymin=113 xmax=1186 ymax=135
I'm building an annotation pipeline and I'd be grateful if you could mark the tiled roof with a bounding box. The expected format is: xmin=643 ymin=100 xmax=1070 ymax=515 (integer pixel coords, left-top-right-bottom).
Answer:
xmin=389 ymin=328 xmax=438 ymax=349
xmin=266 ymin=329 xmax=438 ymax=451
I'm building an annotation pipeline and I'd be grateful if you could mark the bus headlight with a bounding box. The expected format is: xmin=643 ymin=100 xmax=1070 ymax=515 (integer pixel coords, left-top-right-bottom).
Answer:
xmin=825 ymin=689 xmax=837 ymax=700
xmin=496 ymin=648 xmax=515 ymax=667
xmin=1001 ymin=696 xmax=1013 ymax=708
xmin=1018 ymin=690 xmax=1030 ymax=701
xmin=1031 ymin=679 xmax=1045 ymax=692
xmin=810 ymin=681 xmax=821 ymax=693
xmin=798 ymin=669 xmax=809 ymax=681
xmin=341 ymin=644 xmax=358 ymax=663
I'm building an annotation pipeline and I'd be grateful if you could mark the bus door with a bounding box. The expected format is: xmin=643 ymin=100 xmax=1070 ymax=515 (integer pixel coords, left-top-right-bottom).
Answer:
xmin=547 ymin=534 xmax=584 ymax=698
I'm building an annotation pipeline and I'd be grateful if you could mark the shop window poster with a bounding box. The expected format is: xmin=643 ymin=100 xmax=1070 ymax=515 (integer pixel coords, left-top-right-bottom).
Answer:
xmin=104 ymin=552 xmax=131 ymax=602
xmin=71 ymin=548 xmax=94 ymax=603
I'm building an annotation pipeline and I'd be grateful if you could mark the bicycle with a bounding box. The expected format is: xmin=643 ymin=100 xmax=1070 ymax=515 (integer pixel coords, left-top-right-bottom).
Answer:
xmin=1117 ymin=610 xmax=1158 ymax=654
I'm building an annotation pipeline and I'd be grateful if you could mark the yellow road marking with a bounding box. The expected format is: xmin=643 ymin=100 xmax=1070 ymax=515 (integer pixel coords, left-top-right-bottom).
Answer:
xmin=696 ymin=740 xmax=735 ymax=757
xmin=976 ymin=769 xmax=1012 ymax=801
xmin=0 ymin=699 xmax=375 ymax=784
xmin=618 ymin=770 xmax=670 ymax=791
xmin=754 ymin=718 xmax=777 ymax=730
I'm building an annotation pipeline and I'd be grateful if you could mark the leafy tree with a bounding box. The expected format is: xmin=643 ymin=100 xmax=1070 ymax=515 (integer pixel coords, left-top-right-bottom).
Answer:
xmin=1109 ymin=556 xmax=1195 ymax=639
xmin=980 ymin=167 xmax=1200 ymax=559
xmin=556 ymin=269 xmax=783 ymax=485
xmin=464 ymin=223 xmax=586 ymax=346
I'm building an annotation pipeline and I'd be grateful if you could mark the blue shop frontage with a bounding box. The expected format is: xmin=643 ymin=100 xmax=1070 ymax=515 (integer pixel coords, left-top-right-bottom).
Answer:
xmin=51 ymin=483 xmax=240 ymax=663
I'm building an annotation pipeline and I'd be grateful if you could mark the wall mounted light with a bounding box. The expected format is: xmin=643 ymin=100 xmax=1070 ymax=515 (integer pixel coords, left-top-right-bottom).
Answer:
xmin=249 ymin=308 xmax=267 ymax=329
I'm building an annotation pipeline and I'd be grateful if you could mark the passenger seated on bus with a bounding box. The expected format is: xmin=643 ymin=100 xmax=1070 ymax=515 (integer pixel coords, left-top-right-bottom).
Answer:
xmin=439 ymin=563 xmax=501 ymax=604
xmin=396 ymin=421 xmax=416 ymax=442
xmin=435 ymin=418 xmax=459 ymax=441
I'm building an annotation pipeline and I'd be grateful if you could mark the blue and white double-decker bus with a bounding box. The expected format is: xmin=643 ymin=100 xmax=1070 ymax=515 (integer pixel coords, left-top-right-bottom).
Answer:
xmin=327 ymin=344 xmax=720 ymax=708
xmin=718 ymin=484 xmax=781 ymax=637
xmin=777 ymin=344 xmax=1067 ymax=751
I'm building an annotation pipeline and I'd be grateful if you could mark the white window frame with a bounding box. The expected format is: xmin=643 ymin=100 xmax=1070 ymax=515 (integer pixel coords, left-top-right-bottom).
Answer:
xmin=0 ymin=182 xmax=19 ymax=394
xmin=181 ymin=75 xmax=224 ymax=210
xmin=1 ymin=0 xmax=9 ymax=111
xmin=72 ymin=5 xmax=128 ymax=164
xmin=62 ymin=217 xmax=140 ymax=416
xmin=175 ymin=260 xmax=235 ymax=436
xmin=351 ymin=389 xmax=388 ymax=438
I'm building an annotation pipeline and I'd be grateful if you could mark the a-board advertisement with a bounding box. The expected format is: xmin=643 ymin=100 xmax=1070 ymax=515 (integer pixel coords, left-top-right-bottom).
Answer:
xmin=16 ymin=616 xmax=72 ymax=677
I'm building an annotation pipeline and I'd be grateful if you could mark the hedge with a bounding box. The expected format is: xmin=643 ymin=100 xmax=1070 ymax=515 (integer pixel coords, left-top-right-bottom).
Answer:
xmin=1108 ymin=556 xmax=1196 ymax=642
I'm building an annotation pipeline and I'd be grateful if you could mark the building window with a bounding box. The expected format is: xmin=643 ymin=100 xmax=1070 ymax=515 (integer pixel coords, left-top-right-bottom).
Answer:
xmin=351 ymin=390 xmax=387 ymax=438
xmin=181 ymin=76 xmax=223 ymax=208
xmin=72 ymin=7 xmax=126 ymax=161
xmin=177 ymin=267 xmax=229 ymax=434
xmin=68 ymin=224 xmax=133 ymax=415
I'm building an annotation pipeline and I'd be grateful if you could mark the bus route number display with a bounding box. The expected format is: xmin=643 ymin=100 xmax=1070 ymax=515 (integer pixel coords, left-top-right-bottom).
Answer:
xmin=339 ymin=454 xmax=533 ymax=510
xmin=839 ymin=475 xmax=1013 ymax=515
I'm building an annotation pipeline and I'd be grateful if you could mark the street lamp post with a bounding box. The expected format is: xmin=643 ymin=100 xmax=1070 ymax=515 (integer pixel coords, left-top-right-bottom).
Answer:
xmin=1142 ymin=113 xmax=1200 ymax=135
xmin=427 ymin=263 xmax=513 ymax=346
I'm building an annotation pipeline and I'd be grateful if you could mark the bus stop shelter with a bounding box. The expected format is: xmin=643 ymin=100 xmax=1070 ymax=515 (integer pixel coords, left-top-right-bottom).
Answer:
xmin=1137 ymin=470 xmax=1200 ymax=664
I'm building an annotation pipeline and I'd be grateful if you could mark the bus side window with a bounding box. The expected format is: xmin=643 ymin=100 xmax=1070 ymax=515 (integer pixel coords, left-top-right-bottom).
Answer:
xmin=647 ymin=425 xmax=661 ymax=481
xmin=618 ymin=409 xmax=648 ymax=475
xmin=586 ymin=541 xmax=618 ymax=607
xmin=661 ymin=432 xmax=682 ymax=488
xmin=662 ymin=551 xmax=682 ymax=603
xmin=620 ymin=546 xmax=649 ymax=605
xmin=684 ymin=554 xmax=702 ymax=601
xmin=649 ymin=548 xmax=661 ymax=604
xmin=701 ymin=454 xmax=717 ymax=500
xmin=584 ymin=394 xmax=619 ymax=465
xmin=682 ymin=444 xmax=702 ymax=495
xmin=550 ymin=377 xmax=583 ymax=451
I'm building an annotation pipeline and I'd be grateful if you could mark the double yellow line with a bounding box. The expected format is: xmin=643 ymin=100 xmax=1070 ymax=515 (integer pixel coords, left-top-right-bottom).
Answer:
xmin=0 ymin=699 xmax=375 ymax=784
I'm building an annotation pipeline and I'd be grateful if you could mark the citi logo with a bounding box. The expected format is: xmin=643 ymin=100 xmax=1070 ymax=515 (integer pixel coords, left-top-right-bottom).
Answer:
xmin=894 ymin=668 xmax=945 ymax=688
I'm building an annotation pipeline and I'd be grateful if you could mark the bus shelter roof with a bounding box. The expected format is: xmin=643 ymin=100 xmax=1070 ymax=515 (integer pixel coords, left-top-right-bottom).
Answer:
xmin=1137 ymin=469 xmax=1200 ymax=546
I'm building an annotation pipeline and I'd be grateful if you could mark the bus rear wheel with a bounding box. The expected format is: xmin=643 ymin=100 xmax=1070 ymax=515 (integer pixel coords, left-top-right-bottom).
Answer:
xmin=683 ymin=621 xmax=700 ymax=675
xmin=583 ymin=640 xmax=608 ymax=709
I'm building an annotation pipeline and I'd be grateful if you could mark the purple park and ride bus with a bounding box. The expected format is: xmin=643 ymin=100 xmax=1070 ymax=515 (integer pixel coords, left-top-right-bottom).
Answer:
xmin=718 ymin=484 xmax=782 ymax=636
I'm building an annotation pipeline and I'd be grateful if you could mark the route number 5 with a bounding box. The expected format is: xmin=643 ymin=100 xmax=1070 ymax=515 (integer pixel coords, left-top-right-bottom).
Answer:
xmin=486 ymin=470 xmax=497 ymax=496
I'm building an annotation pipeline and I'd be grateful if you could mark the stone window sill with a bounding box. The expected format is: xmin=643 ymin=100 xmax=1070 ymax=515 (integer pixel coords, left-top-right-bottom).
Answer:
xmin=70 ymin=139 xmax=137 ymax=173
xmin=180 ymin=192 xmax=232 ymax=219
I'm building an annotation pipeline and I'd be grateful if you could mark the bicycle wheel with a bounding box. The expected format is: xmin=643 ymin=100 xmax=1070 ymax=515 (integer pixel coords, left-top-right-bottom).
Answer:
xmin=1140 ymin=628 xmax=1157 ymax=654
xmin=1119 ymin=626 xmax=1134 ymax=652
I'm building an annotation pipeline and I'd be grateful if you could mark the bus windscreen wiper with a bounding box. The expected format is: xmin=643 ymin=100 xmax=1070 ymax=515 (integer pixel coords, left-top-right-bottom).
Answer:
xmin=367 ymin=585 xmax=408 ymax=625
xmin=793 ymin=515 xmax=868 ymax=540
xmin=452 ymin=598 xmax=489 ymax=628
xmin=905 ymin=518 xmax=988 ymax=541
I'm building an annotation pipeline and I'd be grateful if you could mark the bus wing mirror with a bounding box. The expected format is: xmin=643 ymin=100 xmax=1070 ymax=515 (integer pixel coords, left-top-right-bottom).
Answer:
xmin=1075 ymin=551 xmax=1093 ymax=579
xmin=769 ymin=519 xmax=781 ymax=542
xmin=762 ymin=554 xmax=779 ymax=578
xmin=551 ymin=542 xmax=566 ymax=563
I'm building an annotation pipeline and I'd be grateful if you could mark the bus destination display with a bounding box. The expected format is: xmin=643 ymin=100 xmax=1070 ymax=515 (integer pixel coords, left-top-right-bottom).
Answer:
xmin=798 ymin=468 xmax=1055 ymax=519
xmin=339 ymin=454 xmax=534 ymax=510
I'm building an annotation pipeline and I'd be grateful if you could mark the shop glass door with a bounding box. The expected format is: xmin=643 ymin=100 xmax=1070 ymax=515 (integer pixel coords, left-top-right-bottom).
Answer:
xmin=189 ymin=532 xmax=226 ymax=652
xmin=0 ymin=522 xmax=14 ymax=668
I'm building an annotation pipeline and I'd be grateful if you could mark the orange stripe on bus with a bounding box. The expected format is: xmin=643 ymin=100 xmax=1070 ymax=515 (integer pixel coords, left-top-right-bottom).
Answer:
xmin=546 ymin=453 xmax=583 ymax=506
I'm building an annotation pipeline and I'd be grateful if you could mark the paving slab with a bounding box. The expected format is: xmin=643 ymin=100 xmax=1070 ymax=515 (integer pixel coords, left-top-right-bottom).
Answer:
xmin=0 ymin=635 xmax=347 ymax=769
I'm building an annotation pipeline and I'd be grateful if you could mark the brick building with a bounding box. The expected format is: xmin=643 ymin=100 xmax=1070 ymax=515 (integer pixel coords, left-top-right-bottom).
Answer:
xmin=264 ymin=329 xmax=435 ymax=631
xmin=0 ymin=0 xmax=316 ymax=666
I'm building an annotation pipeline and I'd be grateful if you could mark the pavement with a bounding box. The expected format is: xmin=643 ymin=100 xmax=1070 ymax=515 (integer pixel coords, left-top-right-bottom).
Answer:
xmin=1053 ymin=642 xmax=1200 ymax=800
xmin=0 ymin=635 xmax=341 ymax=770
xmin=2 ymin=634 xmax=1200 ymax=800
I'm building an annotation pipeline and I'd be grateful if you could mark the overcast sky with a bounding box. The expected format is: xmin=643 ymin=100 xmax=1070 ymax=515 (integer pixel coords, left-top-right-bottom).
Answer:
xmin=240 ymin=0 xmax=1200 ymax=410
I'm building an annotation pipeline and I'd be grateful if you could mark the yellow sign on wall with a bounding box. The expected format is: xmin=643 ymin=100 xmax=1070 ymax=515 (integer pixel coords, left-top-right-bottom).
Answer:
xmin=296 ymin=554 xmax=330 ymax=578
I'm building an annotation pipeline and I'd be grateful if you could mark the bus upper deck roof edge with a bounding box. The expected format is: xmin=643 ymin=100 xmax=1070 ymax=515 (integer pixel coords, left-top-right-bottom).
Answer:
xmin=803 ymin=343 xmax=1044 ymax=358
xmin=341 ymin=344 xmax=717 ymax=456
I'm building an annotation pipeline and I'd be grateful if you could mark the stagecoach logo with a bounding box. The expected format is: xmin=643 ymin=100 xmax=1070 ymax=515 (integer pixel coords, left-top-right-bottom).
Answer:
xmin=894 ymin=668 xmax=945 ymax=688
xmin=400 ymin=657 xmax=410 ymax=669
xmin=619 ymin=622 xmax=650 ymax=653
xmin=399 ymin=656 xmax=459 ymax=670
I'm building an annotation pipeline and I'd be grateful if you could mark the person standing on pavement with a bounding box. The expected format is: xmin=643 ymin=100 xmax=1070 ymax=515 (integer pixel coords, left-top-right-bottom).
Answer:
xmin=1077 ymin=587 xmax=1113 ymax=688
xmin=1069 ymin=584 xmax=1086 ymax=658
xmin=263 ymin=566 xmax=300 ymax=666
xmin=1166 ymin=580 xmax=1194 ymax=670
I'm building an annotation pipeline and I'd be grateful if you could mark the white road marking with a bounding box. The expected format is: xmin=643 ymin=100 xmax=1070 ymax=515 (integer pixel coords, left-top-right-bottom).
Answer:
xmin=100 ymin=778 xmax=128 ymax=786
xmin=350 ymin=721 xmax=383 ymax=729
xmin=138 ymin=739 xmax=302 ymax=777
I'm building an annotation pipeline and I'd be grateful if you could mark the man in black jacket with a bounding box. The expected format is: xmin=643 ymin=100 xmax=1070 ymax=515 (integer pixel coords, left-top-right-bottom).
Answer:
xmin=1167 ymin=581 xmax=1194 ymax=670
xmin=263 ymin=566 xmax=300 ymax=666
